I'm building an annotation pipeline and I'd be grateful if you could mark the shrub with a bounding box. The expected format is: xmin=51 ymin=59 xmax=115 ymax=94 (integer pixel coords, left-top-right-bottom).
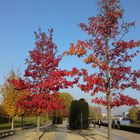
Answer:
xmin=69 ymin=98 xmax=89 ymax=129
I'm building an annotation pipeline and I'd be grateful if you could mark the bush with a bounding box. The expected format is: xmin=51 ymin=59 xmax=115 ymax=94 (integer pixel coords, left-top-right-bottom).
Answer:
xmin=69 ymin=98 xmax=89 ymax=129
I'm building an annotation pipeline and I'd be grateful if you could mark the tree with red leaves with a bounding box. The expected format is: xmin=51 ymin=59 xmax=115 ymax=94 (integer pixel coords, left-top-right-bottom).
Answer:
xmin=65 ymin=0 xmax=140 ymax=139
xmin=10 ymin=28 xmax=79 ymax=132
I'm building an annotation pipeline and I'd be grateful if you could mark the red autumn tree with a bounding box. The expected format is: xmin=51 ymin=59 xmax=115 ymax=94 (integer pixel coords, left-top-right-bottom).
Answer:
xmin=10 ymin=28 xmax=79 ymax=132
xmin=65 ymin=0 xmax=140 ymax=139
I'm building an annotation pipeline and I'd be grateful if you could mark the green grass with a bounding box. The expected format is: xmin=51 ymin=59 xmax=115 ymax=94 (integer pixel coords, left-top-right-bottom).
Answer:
xmin=0 ymin=115 xmax=50 ymax=131
xmin=0 ymin=116 xmax=37 ymax=131
xmin=0 ymin=123 xmax=11 ymax=130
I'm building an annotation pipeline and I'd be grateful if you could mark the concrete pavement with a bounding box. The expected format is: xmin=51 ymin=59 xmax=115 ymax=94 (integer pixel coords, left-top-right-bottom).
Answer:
xmin=1 ymin=122 xmax=140 ymax=140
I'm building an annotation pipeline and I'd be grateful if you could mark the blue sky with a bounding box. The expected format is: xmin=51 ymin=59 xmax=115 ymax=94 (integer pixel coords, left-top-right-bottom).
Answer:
xmin=0 ymin=0 xmax=140 ymax=115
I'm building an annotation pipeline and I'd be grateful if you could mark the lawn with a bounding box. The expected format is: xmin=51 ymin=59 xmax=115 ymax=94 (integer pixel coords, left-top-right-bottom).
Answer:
xmin=0 ymin=116 xmax=48 ymax=131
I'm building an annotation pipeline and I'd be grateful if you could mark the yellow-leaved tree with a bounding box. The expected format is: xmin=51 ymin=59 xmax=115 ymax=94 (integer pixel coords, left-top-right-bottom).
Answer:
xmin=89 ymin=106 xmax=102 ymax=121
xmin=0 ymin=70 xmax=24 ymax=130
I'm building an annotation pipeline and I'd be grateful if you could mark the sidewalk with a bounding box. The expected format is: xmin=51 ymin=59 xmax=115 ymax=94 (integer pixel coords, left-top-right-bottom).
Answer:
xmin=1 ymin=123 xmax=109 ymax=140
xmin=40 ymin=129 xmax=108 ymax=140
xmin=40 ymin=124 xmax=108 ymax=140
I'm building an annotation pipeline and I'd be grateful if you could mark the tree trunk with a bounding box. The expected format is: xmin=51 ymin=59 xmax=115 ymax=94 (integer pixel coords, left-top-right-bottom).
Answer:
xmin=105 ymin=37 xmax=112 ymax=140
xmin=55 ymin=110 xmax=57 ymax=124
xmin=37 ymin=115 xmax=40 ymax=133
xmin=21 ymin=114 xmax=24 ymax=130
xmin=11 ymin=117 xmax=14 ymax=130
xmin=46 ymin=113 xmax=48 ymax=122
xmin=107 ymin=102 xmax=112 ymax=140
xmin=60 ymin=109 xmax=63 ymax=124
xmin=48 ymin=111 xmax=51 ymax=123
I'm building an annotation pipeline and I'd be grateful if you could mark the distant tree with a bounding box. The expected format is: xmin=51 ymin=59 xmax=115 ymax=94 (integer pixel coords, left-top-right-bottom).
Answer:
xmin=58 ymin=92 xmax=74 ymax=117
xmin=89 ymin=106 xmax=102 ymax=121
xmin=138 ymin=109 xmax=140 ymax=121
xmin=129 ymin=106 xmax=138 ymax=122
xmin=51 ymin=92 xmax=74 ymax=124
xmin=0 ymin=70 xmax=24 ymax=130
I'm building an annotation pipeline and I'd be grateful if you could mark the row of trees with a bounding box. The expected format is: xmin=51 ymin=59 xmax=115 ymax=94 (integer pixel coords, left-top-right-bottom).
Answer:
xmin=0 ymin=71 xmax=74 ymax=130
xmin=0 ymin=70 xmax=102 ymax=130
xmin=1 ymin=29 xmax=80 ymax=133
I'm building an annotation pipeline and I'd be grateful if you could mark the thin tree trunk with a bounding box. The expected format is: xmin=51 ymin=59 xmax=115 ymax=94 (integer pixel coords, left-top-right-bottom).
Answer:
xmin=55 ymin=110 xmax=57 ymax=124
xmin=46 ymin=113 xmax=48 ymax=122
xmin=107 ymin=97 xmax=112 ymax=140
xmin=48 ymin=111 xmax=51 ymax=123
xmin=21 ymin=114 xmax=24 ymax=130
xmin=60 ymin=109 xmax=63 ymax=124
xmin=37 ymin=116 xmax=40 ymax=133
xmin=105 ymin=36 xmax=112 ymax=140
xmin=11 ymin=117 xmax=14 ymax=130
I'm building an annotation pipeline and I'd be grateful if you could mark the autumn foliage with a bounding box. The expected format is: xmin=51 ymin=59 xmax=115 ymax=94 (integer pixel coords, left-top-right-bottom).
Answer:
xmin=1 ymin=70 xmax=24 ymax=117
xmin=58 ymin=92 xmax=74 ymax=117
xmin=10 ymin=29 xmax=79 ymax=115
xmin=65 ymin=1 xmax=140 ymax=139
xmin=65 ymin=0 xmax=140 ymax=108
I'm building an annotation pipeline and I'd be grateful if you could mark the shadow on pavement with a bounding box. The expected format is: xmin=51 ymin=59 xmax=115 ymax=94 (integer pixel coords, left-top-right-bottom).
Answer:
xmin=39 ymin=124 xmax=108 ymax=140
